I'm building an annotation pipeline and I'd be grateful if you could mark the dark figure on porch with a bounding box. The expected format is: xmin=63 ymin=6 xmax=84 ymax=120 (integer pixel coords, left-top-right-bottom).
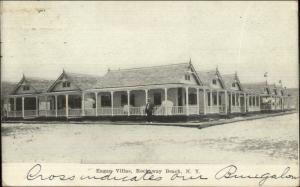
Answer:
xmin=145 ymin=99 xmax=154 ymax=123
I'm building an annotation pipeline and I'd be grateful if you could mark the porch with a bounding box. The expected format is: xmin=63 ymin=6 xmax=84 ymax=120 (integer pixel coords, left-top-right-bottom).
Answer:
xmin=6 ymin=86 xmax=209 ymax=118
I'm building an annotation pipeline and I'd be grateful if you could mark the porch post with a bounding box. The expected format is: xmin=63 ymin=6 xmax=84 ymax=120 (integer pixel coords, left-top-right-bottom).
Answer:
xmin=235 ymin=92 xmax=237 ymax=108
xmin=36 ymin=96 xmax=38 ymax=117
xmin=164 ymin=88 xmax=168 ymax=115
xmin=95 ymin=92 xmax=98 ymax=116
xmin=14 ymin=97 xmax=16 ymax=117
xmin=230 ymin=91 xmax=233 ymax=108
xmin=259 ymin=95 xmax=261 ymax=109
xmin=65 ymin=94 xmax=69 ymax=118
xmin=127 ymin=90 xmax=130 ymax=116
xmin=82 ymin=92 xmax=85 ymax=116
xmin=185 ymin=87 xmax=189 ymax=116
xmin=111 ymin=91 xmax=114 ymax=116
xmin=196 ymin=88 xmax=199 ymax=114
xmin=210 ymin=89 xmax=213 ymax=113
xmin=244 ymin=93 xmax=247 ymax=112
xmin=224 ymin=90 xmax=228 ymax=114
xmin=55 ymin=95 xmax=58 ymax=117
xmin=216 ymin=90 xmax=219 ymax=112
xmin=22 ymin=97 xmax=25 ymax=118
xmin=203 ymin=89 xmax=206 ymax=115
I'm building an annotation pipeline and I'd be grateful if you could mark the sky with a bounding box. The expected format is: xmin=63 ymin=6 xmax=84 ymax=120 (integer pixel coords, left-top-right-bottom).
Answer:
xmin=1 ymin=1 xmax=298 ymax=88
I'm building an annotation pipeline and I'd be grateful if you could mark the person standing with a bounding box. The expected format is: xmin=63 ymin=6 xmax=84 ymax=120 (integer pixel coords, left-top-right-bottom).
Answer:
xmin=145 ymin=98 xmax=154 ymax=123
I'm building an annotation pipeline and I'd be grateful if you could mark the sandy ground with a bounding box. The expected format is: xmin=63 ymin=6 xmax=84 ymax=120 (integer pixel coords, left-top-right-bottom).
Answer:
xmin=1 ymin=113 xmax=299 ymax=164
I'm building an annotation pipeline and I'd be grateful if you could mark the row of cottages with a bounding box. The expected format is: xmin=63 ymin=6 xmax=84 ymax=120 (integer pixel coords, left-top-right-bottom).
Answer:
xmin=2 ymin=61 xmax=292 ymax=120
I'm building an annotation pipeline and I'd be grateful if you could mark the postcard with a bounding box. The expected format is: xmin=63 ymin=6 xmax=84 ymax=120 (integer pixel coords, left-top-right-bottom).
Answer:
xmin=1 ymin=1 xmax=299 ymax=186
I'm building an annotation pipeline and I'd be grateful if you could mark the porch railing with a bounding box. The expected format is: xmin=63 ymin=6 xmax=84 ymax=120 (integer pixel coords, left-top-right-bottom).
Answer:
xmin=97 ymin=107 xmax=112 ymax=116
xmin=69 ymin=109 xmax=82 ymax=117
xmin=113 ymin=108 xmax=126 ymax=115
xmin=7 ymin=111 xmax=15 ymax=117
xmin=219 ymin=105 xmax=226 ymax=114
xmin=57 ymin=109 xmax=66 ymax=117
xmin=207 ymin=106 xmax=219 ymax=114
xmin=248 ymin=106 xmax=260 ymax=112
xmin=170 ymin=106 xmax=186 ymax=115
xmin=231 ymin=106 xmax=241 ymax=113
xmin=84 ymin=108 xmax=96 ymax=116
xmin=189 ymin=106 xmax=199 ymax=115
xmin=24 ymin=110 xmax=37 ymax=117
xmin=130 ymin=107 xmax=145 ymax=115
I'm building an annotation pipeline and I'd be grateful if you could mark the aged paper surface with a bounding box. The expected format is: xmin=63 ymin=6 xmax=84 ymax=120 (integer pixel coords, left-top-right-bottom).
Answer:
xmin=1 ymin=1 xmax=299 ymax=186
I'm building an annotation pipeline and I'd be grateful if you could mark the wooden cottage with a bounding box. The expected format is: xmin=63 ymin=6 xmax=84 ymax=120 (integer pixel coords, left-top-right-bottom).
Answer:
xmin=222 ymin=73 xmax=247 ymax=114
xmin=197 ymin=68 xmax=227 ymax=115
xmin=2 ymin=61 xmax=293 ymax=120
xmin=6 ymin=75 xmax=52 ymax=118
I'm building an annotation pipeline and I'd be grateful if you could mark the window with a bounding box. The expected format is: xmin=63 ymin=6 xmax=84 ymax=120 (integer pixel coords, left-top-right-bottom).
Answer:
xmin=236 ymin=95 xmax=239 ymax=105
xmin=154 ymin=93 xmax=161 ymax=105
xmin=212 ymin=79 xmax=217 ymax=85
xmin=101 ymin=95 xmax=111 ymax=107
xmin=23 ymin=85 xmax=30 ymax=91
xmin=185 ymin=74 xmax=190 ymax=81
xmin=253 ymin=97 xmax=256 ymax=106
xmin=256 ymin=97 xmax=259 ymax=106
xmin=62 ymin=81 xmax=70 ymax=88
xmin=274 ymin=89 xmax=277 ymax=95
xmin=232 ymin=83 xmax=235 ymax=87
xmin=207 ymin=92 xmax=211 ymax=106
xmin=249 ymin=96 xmax=252 ymax=106
xmin=130 ymin=94 xmax=135 ymax=106
xmin=189 ymin=93 xmax=197 ymax=105
xmin=121 ymin=94 xmax=127 ymax=106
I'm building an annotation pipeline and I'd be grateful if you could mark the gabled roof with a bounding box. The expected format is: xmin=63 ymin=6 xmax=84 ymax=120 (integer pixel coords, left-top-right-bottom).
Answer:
xmin=1 ymin=81 xmax=16 ymax=97
xmin=243 ymin=81 xmax=268 ymax=94
xmin=222 ymin=73 xmax=243 ymax=91
xmin=93 ymin=62 xmax=202 ymax=89
xmin=11 ymin=75 xmax=53 ymax=94
xmin=196 ymin=68 xmax=225 ymax=89
xmin=47 ymin=70 xmax=103 ymax=92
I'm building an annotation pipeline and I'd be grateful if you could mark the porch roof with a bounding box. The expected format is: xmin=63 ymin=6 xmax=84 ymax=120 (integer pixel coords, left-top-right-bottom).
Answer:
xmin=92 ymin=63 xmax=201 ymax=89
xmin=244 ymin=88 xmax=261 ymax=95
xmin=242 ymin=82 xmax=268 ymax=94
xmin=85 ymin=83 xmax=207 ymax=93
